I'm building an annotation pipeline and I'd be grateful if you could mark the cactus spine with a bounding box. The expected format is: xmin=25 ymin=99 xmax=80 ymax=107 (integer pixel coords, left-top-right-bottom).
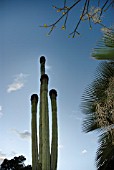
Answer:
xmin=31 ymin=94 xmax=39 ymax=170
xmin=31 ymin=56 xmax=58 ymax=170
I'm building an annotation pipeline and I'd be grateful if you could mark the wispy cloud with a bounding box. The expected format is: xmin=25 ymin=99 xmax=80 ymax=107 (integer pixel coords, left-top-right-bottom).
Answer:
xmin=0 ymin=151 xmax=6 ymax=163
xmin=81 ymin=149 xmax=87 ymax=154
xmin=45 ymin=64 xmax=51 ymax=71
xmin=7 ymin=73 xmax=29 ymax=93
xmin=0 ymin=105 xmax=3 ymax=118
xmin=69 ymin=110 xmax=82 ymax=121
xmin=8 ymin=151 xmax=17 ymax=157
xmin=0 ymin=106 xmax=2 ymax=111
xmin=12 ymin=129 xmax=31 ymax=140
xmin=74 ymin=117 xmax=82 ymax=121
xmin=0 ymin=150 xmax=17 ymax=164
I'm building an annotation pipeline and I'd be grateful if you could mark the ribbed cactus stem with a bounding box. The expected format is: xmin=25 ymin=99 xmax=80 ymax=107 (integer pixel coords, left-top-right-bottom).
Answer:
xmin=40 ymin=56 xmax=46 ymax=76
xmin=39 ymin=86 xmax=42 ymax=166
xmin=31 ymin=94 xmax=39 ymax=170
xmin=40 ymin=74 xmax=50 ymax=170
xmin=49 ymin=89 xmax=58 ymax=170
xmin=39 ymin=56 xmax=46 ymax=165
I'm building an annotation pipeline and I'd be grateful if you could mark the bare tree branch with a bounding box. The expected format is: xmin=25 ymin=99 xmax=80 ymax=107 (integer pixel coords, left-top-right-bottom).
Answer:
xmin=41 ymin=0 xmax=114 ymax=37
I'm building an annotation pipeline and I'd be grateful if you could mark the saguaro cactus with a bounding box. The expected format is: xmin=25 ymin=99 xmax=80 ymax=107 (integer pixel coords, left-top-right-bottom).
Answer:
xmin=31 ymin=56 xmax=58 ymax=170
xmin=31 ymin=94 xmax=39 ymax=170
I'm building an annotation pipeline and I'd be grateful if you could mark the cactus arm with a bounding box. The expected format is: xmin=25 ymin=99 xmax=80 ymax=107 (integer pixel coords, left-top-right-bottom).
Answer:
xmin=39 ymin=84 xmax=42 ymax=166
xmin=31 ymin=94 xmax=39 ymax=170
xmin=49 ymin=89 xmax=58 ymax=170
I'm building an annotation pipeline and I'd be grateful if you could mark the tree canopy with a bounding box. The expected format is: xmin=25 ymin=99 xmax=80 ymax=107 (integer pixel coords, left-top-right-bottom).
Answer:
xmin=0 ymin=155 xmax=32 ymax=170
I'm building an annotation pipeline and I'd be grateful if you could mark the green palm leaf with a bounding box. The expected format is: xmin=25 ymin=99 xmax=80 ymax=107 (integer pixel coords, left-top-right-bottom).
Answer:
xmin=92 ymin=29 xmax=114 ymax=60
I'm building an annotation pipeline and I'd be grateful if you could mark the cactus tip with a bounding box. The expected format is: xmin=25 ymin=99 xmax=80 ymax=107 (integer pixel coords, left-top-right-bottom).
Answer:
xmin=31 ymin=94 xmax=38 ymax=103
xmin=40 ymin=74 xmax=49 ymax=83
xmin=49 ymin=89 xmax=57 ymax=97
xmin=40 ymin=56 xmax=46 ymax=64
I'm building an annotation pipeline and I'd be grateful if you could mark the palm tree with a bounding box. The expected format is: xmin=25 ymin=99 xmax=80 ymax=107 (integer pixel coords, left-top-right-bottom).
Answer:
xmin=96 ymin=131 xmax=114 ymax=170
xmin=81 ymin=61 xmax=114 ymax=169
xmin=92 ymin=28 xmax=114 ymax=60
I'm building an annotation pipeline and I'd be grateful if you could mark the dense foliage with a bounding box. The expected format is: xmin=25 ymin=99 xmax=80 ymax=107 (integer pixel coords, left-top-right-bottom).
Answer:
xmin=0 ymin=155 xmax=32 ymax=170
xmin=81 ymin=61 xmax=114 ymax=169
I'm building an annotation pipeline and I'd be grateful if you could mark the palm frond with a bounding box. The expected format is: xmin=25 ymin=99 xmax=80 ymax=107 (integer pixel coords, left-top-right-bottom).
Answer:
xmin=92 ymin=29 xmax=114 ymax=60
xmin=96 ymin=131 xmax=114 ymax=170
xmin=104 ymin=30 xmax=114 ymax=48
xmin=81 ymin=61 xmax=114 ymax=133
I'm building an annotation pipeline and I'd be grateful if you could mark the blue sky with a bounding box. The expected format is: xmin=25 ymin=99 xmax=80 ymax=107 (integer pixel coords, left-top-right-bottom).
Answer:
xmin=0 ymin=0 xmax=113 ymax=169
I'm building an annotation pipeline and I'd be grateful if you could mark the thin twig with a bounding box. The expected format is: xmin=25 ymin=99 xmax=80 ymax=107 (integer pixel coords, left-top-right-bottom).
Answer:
xmin=104 ymin=0 xmax=114 ymax=11
xmin=40 ymin=0 xmax=81 ymax=28
xmin=100 ymin=0 xmax=110 ymax=17
xmin=70 ymin=0 xmax=88 ymax=37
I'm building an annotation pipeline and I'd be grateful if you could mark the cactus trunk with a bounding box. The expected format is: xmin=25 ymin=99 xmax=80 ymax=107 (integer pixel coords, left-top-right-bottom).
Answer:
xmin=41 ymin=74 xmax=50 ymax=170
xmin=49 ymin=89 xmax=58 ymax=170
xmin=31 ymin=94 xmax=39 ymax=170
xmin=39 ymin=56 xmax=46 ymax=165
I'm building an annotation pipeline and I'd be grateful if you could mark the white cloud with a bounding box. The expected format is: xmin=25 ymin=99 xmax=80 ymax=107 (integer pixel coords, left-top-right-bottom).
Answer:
xmin=19 ymin=131 xmax=31 ymax=139
xmin=7 ymin=82 xmax=24 ymax=93
xmin=12 ymin=129 xmax=31 ymax=140
xmin=0 ymin=105 xmax=3 ymax=118
xmin=81 ymin=149 xmax=87 ymax=154
xmin=7 ymin=73 xmax=28 ymax=93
